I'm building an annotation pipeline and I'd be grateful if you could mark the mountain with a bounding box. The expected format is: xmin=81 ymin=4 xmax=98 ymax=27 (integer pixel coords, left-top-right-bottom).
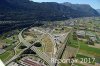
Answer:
xmin=0 ymin=0 xmax=99 ymax=33
xmin=62 ymin=2 xmax=99 ymax=17
xmin=0 ymin=0 xmax=99 ymax=21
xmin=96 ymin=9 xmax=100 ymax=14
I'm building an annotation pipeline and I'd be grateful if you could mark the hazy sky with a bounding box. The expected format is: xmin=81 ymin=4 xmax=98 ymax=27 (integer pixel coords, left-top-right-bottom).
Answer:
xmin=32 ymin=0 xmax=100 ymax=9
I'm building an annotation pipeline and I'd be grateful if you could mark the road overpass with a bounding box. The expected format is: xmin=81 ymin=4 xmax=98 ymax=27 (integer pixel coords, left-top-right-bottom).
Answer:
xmin=18 ymin=28 xmax=55 ymax=66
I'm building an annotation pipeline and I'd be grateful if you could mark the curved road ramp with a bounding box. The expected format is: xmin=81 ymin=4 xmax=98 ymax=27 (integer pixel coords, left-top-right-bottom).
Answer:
xmin=0 ymin=59 xmax=5 ymax=66
xmin=18 ymin=28 xmax=55 ymax=66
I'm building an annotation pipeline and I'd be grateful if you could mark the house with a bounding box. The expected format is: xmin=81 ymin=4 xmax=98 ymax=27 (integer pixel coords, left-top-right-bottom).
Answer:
xmin=76 ymin=30 xmax=85 ymax=38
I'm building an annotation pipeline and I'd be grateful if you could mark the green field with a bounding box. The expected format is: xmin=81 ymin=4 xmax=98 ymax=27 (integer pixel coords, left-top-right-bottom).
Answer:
xmin=78 ymin=40 xmax=100 ymax=57
xmin=76 ymin=54 xmax=95 ymax=64
xmin=4 ymin=38 xmax=13 ymax=44
xmin=74 ymin=63 xmax=85 ymax=66
xmin=59 ymin=63 xmax=70 ymax=66
xmin=68 ymin=32 xmax=100 ymax=56
xmin=67 ymin=32 xmax=79 ymax=48
xmin=67 ymin=31 xmax=100 ymax=64
xmin=0 ymin=50 xmax=14 ymax=62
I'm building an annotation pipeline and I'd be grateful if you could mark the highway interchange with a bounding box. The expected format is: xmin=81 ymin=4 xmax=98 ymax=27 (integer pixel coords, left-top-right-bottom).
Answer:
xmin=5 ymin=26 xmax=74 ymax=66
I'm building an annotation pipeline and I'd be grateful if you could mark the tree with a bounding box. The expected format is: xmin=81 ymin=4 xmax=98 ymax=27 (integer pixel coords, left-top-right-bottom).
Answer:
xmin=34 ymin=42 xmax=42 ymax=47
xmin=73 ymin=32 xmax=77 ymax=40
xmin=87 ymin=39 xmax=94 ymax=45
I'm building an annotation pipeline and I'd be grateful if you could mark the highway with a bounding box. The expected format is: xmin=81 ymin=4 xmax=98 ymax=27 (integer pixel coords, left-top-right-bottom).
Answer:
xmin=5 ymin=29 xmax=30 ymax=65
xmin=33 ymin=28 xmax=56 ymax=55
xmin=32 ymin=28 xmax=74 ymax=66
xmin=6 ymin=28 xmax=72 ymax=66
xmin=33 ymin=28 xmax=74 ymax=66
xmin=18 ymin=28 xmax=55 ymax=66
xmin=5 ymin=48 xmax=28 ymax=65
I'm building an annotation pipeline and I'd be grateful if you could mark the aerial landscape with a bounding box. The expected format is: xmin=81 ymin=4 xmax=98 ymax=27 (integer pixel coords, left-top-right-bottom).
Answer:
xmin=0 ymin=0 xmax=100 ymax=66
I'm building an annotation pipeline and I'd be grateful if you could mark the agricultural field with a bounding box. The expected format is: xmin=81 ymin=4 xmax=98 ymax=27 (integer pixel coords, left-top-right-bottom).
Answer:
xmin=78 ymin=40 xmax=100 ymax=57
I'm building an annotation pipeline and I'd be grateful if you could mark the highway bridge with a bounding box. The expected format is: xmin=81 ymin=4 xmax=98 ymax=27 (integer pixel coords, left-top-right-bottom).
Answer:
xmin=18 ymin=28 xmax=55 ymax=66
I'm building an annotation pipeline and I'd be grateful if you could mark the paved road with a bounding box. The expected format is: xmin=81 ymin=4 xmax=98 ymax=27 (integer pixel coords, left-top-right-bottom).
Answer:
xmin=5 ymin=28 xmax=72 ymax=66
xmin=5 ymin=48 xmax=28 ymax=65
xmin=18 ymin=28 xmax=55 ymax=66
xmin=33 ymin=28 xmax=57 ymax=55
xmin=55 ymin=30 xmax=72 ymax=59
xmin=33 ymin=28 xmax=75 ymax=66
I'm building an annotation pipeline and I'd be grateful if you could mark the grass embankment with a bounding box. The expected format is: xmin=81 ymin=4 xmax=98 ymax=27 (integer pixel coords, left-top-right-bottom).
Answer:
xmin=42 ymin=34 xmax=53 ymax=52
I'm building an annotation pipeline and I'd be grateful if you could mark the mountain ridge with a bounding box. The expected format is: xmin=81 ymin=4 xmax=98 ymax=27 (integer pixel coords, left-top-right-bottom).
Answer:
xmin=0 ymin=0 xmax=99 ymax=21
xmin=96 ymin=9 xmax=100 ymax=14
xmin=0 ymin=0 xmax=99 ymax=33
xmin=62 ymin=2 xmax=99 ymax=16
